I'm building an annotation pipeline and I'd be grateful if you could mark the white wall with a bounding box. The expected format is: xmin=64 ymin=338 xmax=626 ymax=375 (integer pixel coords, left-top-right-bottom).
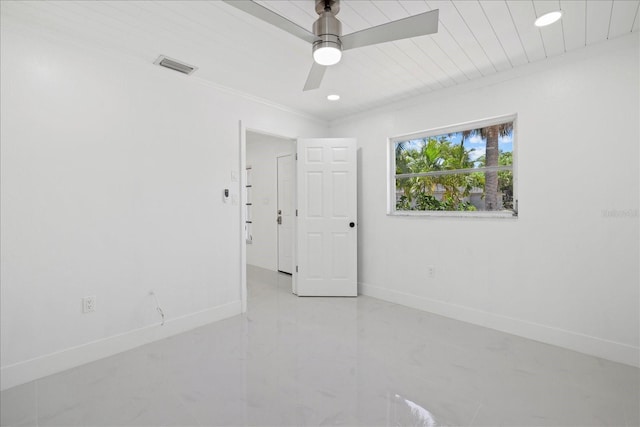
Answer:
xmin=0 ymin=20 xmax=327 ymax=390
xmin=246 ymin=133 xmax=295 ymax=270
xmin=329 ymin=33 xmax=640 ymax=367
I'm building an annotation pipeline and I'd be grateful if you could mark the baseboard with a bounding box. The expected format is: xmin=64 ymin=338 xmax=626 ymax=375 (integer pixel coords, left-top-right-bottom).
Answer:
xmin=359 ymin=282 xmax=639 ymax=368
xmin=0 ymin=300 xmax=242 ymax=391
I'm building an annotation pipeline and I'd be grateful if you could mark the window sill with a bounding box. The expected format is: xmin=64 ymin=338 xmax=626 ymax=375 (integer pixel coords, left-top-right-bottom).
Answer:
xmin=388 ymin=210 xmax=517 ymax=219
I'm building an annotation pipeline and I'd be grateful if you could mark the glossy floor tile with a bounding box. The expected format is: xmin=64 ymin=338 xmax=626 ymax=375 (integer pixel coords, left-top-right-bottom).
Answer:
xmin=2 ymin=265 xmax=639 ymax=426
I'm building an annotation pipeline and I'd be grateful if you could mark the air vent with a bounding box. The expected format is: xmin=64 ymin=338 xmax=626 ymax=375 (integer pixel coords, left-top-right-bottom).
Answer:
xmin=153 ymin=55 xmax=197 ymax=75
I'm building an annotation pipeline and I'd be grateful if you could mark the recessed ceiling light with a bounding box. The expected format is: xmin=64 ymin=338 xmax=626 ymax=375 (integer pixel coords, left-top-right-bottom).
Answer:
xmin=535 ymin=10 xmax=563 ymax=27
xmin=327 ymin=94 xmax=340 ymax=101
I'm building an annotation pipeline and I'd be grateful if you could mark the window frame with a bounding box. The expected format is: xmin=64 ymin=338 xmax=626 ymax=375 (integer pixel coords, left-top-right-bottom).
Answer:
xmin=387 ymin=114 xmax=518 ymax=218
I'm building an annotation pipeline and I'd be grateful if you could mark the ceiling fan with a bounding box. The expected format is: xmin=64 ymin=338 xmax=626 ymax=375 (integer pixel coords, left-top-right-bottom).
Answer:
xmin=223 ymin=0 xmax=439 ymax=91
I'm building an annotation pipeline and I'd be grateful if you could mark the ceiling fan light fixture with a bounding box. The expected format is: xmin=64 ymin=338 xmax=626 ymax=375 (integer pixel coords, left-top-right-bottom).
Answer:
xmin=313 ymin=42 xmax=342 ymax=66
xmin=312 ymin=9 xmax=343 ymax=66
xmin=534 ymin=10 xmax=562 ymax=27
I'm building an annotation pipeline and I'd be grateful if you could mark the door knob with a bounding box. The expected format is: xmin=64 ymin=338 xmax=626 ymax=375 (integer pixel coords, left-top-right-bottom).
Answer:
xmin=349 ymin=222 xmax=355 ymax=228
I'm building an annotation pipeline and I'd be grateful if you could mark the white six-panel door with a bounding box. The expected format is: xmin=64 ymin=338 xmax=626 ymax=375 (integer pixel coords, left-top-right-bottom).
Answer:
xmin=296 ymin=138 xmax=357 ymax=297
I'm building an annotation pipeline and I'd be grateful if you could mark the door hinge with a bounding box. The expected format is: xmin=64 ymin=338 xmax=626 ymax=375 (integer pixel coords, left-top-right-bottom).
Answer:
xmin=296 ymin=265 xmax=298 ymax=273
xmin=295 ymin=209 xmax=298 ymax=216
xmin=295 ymin=153 xmax=298 ymax=160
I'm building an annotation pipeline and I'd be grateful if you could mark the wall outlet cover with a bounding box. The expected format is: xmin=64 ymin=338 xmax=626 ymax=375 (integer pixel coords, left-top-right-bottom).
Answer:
xmin=82 ymin=296 xmax=96 ymax=313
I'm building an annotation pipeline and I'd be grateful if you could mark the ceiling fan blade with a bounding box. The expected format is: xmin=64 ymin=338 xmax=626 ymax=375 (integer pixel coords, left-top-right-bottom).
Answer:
xmin=223 ymin=0 xmax=316 ymax=44
xmin=303 ymin=62 xmax=327 ymax=91
xmin=341 ymin=9 xmax=439 ymax=51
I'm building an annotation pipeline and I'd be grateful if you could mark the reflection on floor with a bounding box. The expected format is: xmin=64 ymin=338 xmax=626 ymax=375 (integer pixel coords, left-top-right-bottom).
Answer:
xmin=2 ymin=265 xmax=639 ymax=426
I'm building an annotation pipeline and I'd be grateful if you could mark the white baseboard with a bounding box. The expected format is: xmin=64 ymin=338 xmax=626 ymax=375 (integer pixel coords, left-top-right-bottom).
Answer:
xmin=359 ymin=282 xmax=639 ymax=368
xmin=0 ymin=301 xmax=242 ymax=391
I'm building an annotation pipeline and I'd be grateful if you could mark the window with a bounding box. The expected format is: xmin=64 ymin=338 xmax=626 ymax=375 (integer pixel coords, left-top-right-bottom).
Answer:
xmin=388 ymin=115 xmax=517 ymax=217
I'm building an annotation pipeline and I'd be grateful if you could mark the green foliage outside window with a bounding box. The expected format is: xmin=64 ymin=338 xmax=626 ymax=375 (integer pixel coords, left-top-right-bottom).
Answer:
xmin=394 ymin=122 xmax=514 ymax=212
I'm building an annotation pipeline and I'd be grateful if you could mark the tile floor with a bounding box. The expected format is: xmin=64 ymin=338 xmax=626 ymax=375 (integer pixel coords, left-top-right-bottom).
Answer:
xmin=1 ymin=265 xmax=639 ymax=426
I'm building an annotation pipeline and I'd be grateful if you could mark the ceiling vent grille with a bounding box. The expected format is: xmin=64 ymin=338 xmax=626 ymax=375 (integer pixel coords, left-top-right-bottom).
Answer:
xmin=154 ymin=55 xmax=197 ymax=75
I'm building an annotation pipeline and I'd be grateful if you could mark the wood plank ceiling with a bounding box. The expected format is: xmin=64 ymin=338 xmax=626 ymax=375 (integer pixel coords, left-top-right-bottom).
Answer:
xmin=2 ymin=1 xmax=638 ymax=122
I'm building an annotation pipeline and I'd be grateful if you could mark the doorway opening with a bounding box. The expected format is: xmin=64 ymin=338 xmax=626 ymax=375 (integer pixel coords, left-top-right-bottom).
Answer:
xmin=239 ymin=126 xmax=358 ymax=311
xmin=243 ymin=130 xmax=296 ymax=309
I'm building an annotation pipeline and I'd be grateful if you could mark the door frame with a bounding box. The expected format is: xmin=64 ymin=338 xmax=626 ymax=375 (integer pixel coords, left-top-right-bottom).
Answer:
xmin=239 ymin=122 xmax=298 ymax=313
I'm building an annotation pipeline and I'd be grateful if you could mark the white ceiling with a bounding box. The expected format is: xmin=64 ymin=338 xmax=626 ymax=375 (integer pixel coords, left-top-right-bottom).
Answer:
xmin=2 ymin=1 xmax=639 ymax=122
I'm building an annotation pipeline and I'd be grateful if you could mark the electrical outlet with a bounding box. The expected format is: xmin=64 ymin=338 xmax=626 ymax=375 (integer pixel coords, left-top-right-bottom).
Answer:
xmin=82 ymin=296 xmax=96 ymax=313
xmin=427 ymin=266 xmax=435 ymax=278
